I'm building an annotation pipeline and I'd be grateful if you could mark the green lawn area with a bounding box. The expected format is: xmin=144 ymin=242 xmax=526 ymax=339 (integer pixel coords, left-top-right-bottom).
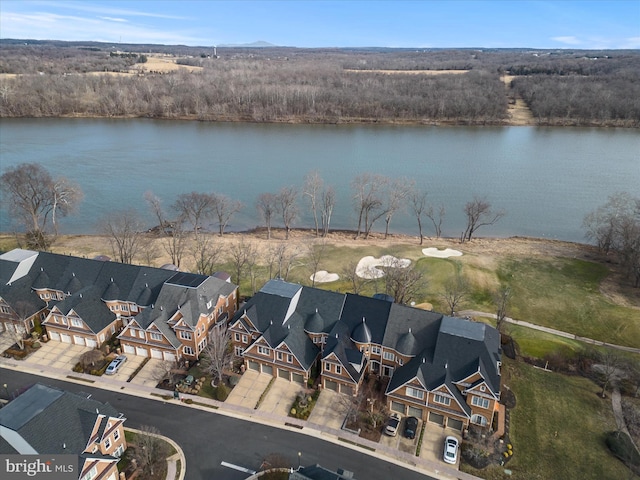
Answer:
xmin=461 ymin=359 xmax=634 ymax=480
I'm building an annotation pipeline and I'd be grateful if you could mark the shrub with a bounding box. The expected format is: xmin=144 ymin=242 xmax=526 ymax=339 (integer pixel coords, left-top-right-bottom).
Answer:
xmin=215 ymin=383 xmax=229 ymax=401
xmin=605 ymin=431 xmax=640 ymax=473
xmin=73 ymin=363 xmax=84 ymax=373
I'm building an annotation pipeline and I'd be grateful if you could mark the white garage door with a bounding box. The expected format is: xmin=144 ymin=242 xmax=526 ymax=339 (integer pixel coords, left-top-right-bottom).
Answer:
xmin=163 ymin=352 xmax=176 ymax=362
xmin=123 ymin=344 xmax=135 ymax=354
xmin=49 ymin=331 xmax=60 ymax=341
xmin=86 ymin=339 xmax=97 ymax=348
xmin=60 ymin=333 xmax=71 ymax=343
xmin=135 ymin=346 xmax=148 ymax=357
xmin=73 ymin=336 xmax=85 ymax=346
xmin=151 ymin=349 xmax=163 ymax=359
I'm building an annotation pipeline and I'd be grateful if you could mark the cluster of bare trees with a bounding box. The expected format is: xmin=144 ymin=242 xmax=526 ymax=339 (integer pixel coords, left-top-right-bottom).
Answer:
xmin=512 ymin=75 xmax=640 ymax=126
xmin=583 ymin=192 xmax=640 ymax=287
xmin=3 ymin=41 xmax=639 ymax=125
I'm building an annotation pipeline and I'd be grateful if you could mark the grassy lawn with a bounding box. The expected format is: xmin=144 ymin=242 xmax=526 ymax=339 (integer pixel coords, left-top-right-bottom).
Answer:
xmin=461 ymin=359 xmax=634 ymax=480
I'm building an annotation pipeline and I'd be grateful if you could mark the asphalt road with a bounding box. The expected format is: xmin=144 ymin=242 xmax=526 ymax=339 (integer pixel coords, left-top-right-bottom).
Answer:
xmin=0 ymin=368 xmax=435 ymax=480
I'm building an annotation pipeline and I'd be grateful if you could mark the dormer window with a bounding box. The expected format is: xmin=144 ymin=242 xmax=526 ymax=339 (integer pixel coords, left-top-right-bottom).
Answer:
xmin=206 ymin=300 xmax=212 ymax=309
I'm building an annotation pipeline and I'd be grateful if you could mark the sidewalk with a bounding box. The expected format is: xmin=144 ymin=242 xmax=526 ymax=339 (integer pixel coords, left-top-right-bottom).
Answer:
xmin=0 ymin=354 xmax=478 ymax=480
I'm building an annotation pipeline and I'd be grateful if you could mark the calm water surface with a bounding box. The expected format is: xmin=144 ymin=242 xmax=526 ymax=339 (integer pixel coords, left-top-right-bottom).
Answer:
xmin=1 ymin=118 xmax=638 ymax=242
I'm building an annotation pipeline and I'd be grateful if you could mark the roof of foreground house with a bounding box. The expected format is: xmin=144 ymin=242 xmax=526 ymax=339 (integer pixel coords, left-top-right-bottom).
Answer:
xmin=0 ymin=383 xmax=124 ymax=455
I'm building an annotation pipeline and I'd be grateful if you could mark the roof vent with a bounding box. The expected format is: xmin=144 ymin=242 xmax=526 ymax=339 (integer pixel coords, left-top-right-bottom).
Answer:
xmin=62 ymin=443 xmax=66 ymax=449
xmin=422 ymin=357 xmax=426 ymax=363
xmin=408 ymin=327 xmax=412 ymax=333
xmin=111 ymin=277 xmax=113 ymax=282
xmin=40 ymin=267 xmax=43 ymax=271
xmin=315 ymin=308 xmax=318 ymax=313
xmin=72 ymin=272 xmax=75 ymax=277
xmin=287 ymin=324 xmax=291 ymax=330
xmin=160 ymin=305 xmax=163 ymax=311
xmin=79 ymin=293 xmax=82 ymax=298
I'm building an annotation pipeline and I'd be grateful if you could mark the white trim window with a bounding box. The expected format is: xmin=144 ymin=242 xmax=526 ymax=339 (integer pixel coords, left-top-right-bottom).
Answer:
xmin=179 ymin=331 xmax=192 ymax=340
xmin=81 ymin=466 xmax=97 ymax=480
xmin=113 ymin=429 xmax=120 ymax=441
xmin=471 ymin=414 xmax=488 ymax=426
xmin=287 ymin=354 xmax=293 ymax=364
xmin=104 ymin=437 xmax=111 ymax=450
xmin=234 ymin=333 xmax=240 ymax=342
xmin=258 ymin=346 xmax=270 ymax=355
xmin=242 ymin=334 xmax=248 ymax=343
xmin=472 ymin=396 xmax=490 ymax=409
xmin=324 ymin=362 xmax=331 ymax=372
xmin=150 ymin=332 xmax=162 ymax=342
xmin=383 ymin=351 xmax=394 ymax=361
xmin=277 ymin=351 xmax=283 ymax=361
xmin=198 ymin=338 xmax=207 ymax=352
xmin=234 ymin=346 xmax=244 ymax=356
xmin=184 ymin=346 xmax=194 ymax=356
xmin=406 ymin=387 xmax=425 ymax=400
xmin=371 ymin=346 xmax=381 ymax=355
xmin=336 ymin=365 xmax=342 ymax=374
xmin=433 ymin=393 xmax=451 ymax=406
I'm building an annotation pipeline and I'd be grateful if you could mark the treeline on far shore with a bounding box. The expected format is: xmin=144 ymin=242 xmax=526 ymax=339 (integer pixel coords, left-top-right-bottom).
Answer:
xmin=0 ymin=42 xmax=639 ymax=127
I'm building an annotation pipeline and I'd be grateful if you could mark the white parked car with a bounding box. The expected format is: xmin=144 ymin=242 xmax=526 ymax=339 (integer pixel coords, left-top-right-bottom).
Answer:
xmin=384 ymin=412 xmax=402 ymax=436
xmin=443 ymin=435 xmax=459 ymax=464
xmin=105 ymin=355 xmax=127 ymax=375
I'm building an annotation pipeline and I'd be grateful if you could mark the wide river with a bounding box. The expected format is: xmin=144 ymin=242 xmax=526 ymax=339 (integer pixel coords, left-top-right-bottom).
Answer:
xmin=1 ymin=118 xmax=638 ymax=243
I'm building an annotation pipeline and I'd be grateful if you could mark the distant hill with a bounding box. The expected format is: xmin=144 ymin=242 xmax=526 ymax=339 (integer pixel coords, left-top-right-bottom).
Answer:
xmin=218 ymin=41 xmax=277 ymax=48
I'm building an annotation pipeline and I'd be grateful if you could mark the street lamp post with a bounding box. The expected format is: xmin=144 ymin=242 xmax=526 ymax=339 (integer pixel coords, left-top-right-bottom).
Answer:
xmin=297 ymin=451 xmax=301 ymax=470
xmin=3 ymin=383 xmax=9 ymax=400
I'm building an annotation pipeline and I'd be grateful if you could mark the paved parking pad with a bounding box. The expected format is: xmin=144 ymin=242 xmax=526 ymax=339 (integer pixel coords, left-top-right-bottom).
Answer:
xmin=307 ymin=389 xmax=349 ymax=430
xmin=25 ymin=341 xmax=89 ymax=371
xmin=106 ymin=355 xmax=148 ymax=383
xmin=257 ymin=378 xmax=302 ymax=416
xmin=225 ymin=370 xmax=273 ymax=409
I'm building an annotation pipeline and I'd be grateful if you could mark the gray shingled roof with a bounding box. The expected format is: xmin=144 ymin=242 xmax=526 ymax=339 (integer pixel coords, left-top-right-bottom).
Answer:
xmin=0 ymin=384 xmax=123 ymax=456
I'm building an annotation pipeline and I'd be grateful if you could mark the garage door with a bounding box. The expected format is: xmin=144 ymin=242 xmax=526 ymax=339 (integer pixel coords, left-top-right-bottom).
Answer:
xmin=163 ymin=352 xmax=176 ymax=362
xmin=49 ymin=331 xmax=60 ymax=341
xmin=325 ymin=380 xmax=338 ymax=392
xmin=277 ymin=368 xmax=290 ymax=380
xmin=135 ymin=346 xmax=148 ymax=357
xmin=408 ymin=406 xmax=423 ymax=419
xmin=248 ymin=361 xmax=260 ymax=372
xmin=261 ymin=365 xmax=273 ymax=375
xmin=339 ymin=384 xmax=354 ymax=396
xmin=73 ymin=336 xmax=85 ymax=346
xmin=123 ymin=344 xmax=135 ymax=355
xmin=292 ymin=373 xmax=304 ymax=384
xmin=60 ymin=333 xmax=71 ymax=343
xmin=391 ymin=401 xmax=405 ymax=414
xmin=447 ymin=418 xmax=464 ymax=431
xmin=151 ymin=349 xmax=163 ymax=359
xmin=86 ymin=339 xmax=97 ymax=348
xmin=428 ymin=412 xmax=444 ymax=425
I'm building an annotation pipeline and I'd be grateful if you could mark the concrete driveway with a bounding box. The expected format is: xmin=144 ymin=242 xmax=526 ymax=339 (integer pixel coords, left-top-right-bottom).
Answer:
xmin=225 ymin=370 xmax=273 ymax=410
xmin=307 ymin=389 xmax=349 ymax=430
xmin=25 ymin=340 xmax=90 ymax=371
xmin=104 ymin=354 xmax=150 ymax=383
xmin=257 ymin=377 xmax=303 ymax=416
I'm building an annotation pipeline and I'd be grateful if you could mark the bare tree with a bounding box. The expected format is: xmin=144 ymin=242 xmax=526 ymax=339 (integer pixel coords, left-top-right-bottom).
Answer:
xmin=201 ymin=323 xmax=233 ymax=386
xmin=382 ymin=257 xmax=425 ymax=304
xmin=1 ymin=163 xmax=82 ymax=249
xmin=307 ymin=239 xmax=328 ymax=287
xmin=100 ymin=209 xmax=145 ymax=264
xmin=256 ymin=192 xmax=277 ymax=239
xmin=136 ymin=426 xmax=170 ymax=477
xmin=191 ymin=234 xmax=225 ymax=275
xmin=425 ymin=204 xmax=446 ymax=239
xmin=152 ymin=359 xmax=182 ymax=388
xmin=276 ymin=186 xmax=298 ymax=240
xmin=383 ymin=178 xmax=413 ymax=239
xmin=320 ymin=186 xmax=336 ymax=237
xmin=163 ymin=222 xmax=186 ymax=268
xmin=51 ymin=177 xmax=83 ymax=236
xmin=341 ymin=259 xmax=368 ymax=295
xmin=212 ymin=193 xmax=243 ymax=236
xmin=409 ymin=188 xmax=428 ymax=245
xmin=228 ymin=236 xmax=257 ymax=286
xmin=494 ymin=284 xmax=512 ymax=333
xmin=139 ymin=240 xmax=161 ymax=267
xmin=172 ymin=191 xmax=215 ymax=237
xmin=441 ymin=272 xmax=469 ymax=315
xmin=597 ymin=349 xmax=622 ymax=398
xmin=79 ymin=350 xmax=105 ymax=370
xmin=303 ymin=171 xmax=323 ymax=237
xmin=352 ymin=173 xmax=388 ymax=239
xmin=462 ymin=196 xmax=505 ymax=242
xmin=267 ymin=241 xmax=303 ymax=280
xmin=144 ymin=190 xmax=170 ymax=235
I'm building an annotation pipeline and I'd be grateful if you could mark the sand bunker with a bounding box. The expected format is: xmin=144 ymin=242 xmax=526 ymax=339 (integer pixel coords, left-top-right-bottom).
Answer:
xmin=310 ymin=270 xmax=340 ymax=283
xmin=356 ymin=255 xmax=411 ymax=279
xmin=422 ymin=247 xmax=463 ymax=258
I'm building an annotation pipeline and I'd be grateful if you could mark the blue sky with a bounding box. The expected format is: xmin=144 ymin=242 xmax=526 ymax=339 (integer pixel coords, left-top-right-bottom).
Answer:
xmin=1 ymin=1 xmax=639 ymax=49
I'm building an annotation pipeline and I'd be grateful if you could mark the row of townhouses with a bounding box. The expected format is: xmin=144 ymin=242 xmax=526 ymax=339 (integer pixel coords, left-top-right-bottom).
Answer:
xmin=231 ymin=278 xmax=502 ymax=431
xmin=0 ymin=249 xmax=238 ymax=362
xmin=0 ymin=249 xmax=502 ymax=432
